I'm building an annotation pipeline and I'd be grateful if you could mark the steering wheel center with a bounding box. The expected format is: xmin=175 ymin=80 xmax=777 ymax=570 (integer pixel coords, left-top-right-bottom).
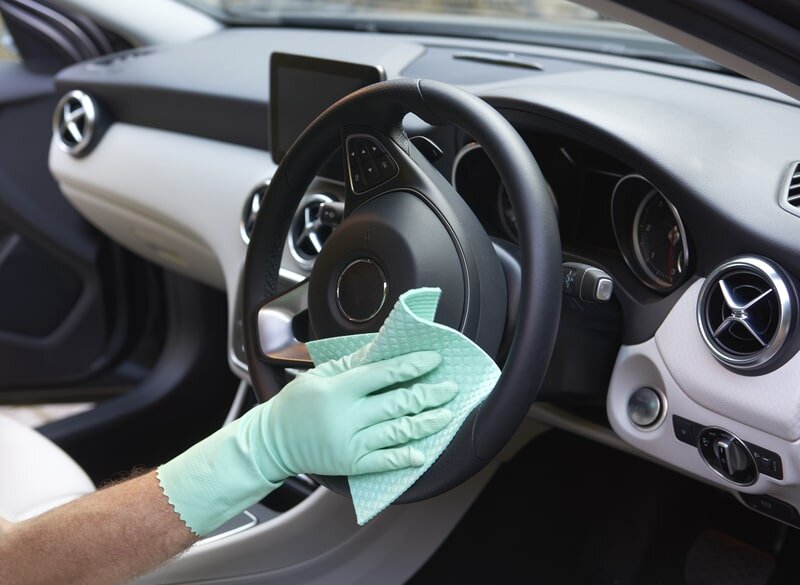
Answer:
xmin=307 ymin=190 xmax=465 ymax=339
xmin=336 ymin=258 xmax=388 ymax=323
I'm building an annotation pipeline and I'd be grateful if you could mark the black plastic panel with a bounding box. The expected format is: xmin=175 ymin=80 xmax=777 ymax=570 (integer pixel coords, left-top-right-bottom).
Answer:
xmin=0 ymin=229 xmax=82 ymax=336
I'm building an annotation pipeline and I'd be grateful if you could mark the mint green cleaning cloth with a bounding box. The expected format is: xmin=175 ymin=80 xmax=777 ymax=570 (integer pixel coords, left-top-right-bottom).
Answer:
xmin=306 ymin=287 xmax=501 ymax=525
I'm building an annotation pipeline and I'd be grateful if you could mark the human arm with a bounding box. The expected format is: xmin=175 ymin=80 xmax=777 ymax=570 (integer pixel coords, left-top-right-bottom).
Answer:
xmin=0 ymin=470 xmax=197 ymax=585
xmin=1 ymin=351 xmax=456 ymax=585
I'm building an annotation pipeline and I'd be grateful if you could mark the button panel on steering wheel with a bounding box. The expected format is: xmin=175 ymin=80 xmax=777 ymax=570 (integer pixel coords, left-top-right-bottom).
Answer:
xmin=346 ymin=135 xmax=399 ymax=193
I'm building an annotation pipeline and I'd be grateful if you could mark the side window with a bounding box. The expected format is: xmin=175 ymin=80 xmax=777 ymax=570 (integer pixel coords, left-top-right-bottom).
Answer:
xmin=0 ymin=14 xmax=19 ymax=62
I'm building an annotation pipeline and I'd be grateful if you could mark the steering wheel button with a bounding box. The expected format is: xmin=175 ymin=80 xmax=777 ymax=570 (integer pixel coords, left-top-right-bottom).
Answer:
xmin=374 ymin=154 xmax=397 ymax=179
xmin=351 ymin=166 xmax=366 ymax=192
xmin=363 ymin=161 xmax=379 ymax=186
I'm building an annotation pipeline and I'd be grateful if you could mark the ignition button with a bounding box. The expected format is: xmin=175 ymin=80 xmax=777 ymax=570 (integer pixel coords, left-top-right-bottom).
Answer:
xmin=627 ymin=387 xmax=664 ymax=428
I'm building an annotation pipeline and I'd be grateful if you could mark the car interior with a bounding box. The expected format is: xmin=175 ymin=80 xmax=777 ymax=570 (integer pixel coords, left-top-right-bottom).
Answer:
xmin=3 ymin=0 xmax=800 ymax=583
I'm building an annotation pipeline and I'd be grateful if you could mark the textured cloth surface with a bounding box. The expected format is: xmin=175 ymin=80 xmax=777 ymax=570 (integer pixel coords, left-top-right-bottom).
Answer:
xmin=306 ymin=287 xmax=501 ymax=524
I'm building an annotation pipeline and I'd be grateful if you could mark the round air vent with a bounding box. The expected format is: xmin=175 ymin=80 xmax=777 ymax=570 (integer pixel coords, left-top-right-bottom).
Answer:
xmin=697 ymin=256 xmax=794 ymax=370
xmin=288 ymin=193 xmax=335 ymax=268
xmin=240 ymin=181 xmax=270 ymax=244
xmin=52 ymin=90 xmax=97 ymax=157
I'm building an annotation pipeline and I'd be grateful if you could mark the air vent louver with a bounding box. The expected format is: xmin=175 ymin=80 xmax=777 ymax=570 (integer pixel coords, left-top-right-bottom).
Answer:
xmin=698 ymin=257 xmax=793 ymax=370
xmin=52 ymin=90 xmax=97 ymax=157
xmin=787 ymin=162 xmax=800 ymax=207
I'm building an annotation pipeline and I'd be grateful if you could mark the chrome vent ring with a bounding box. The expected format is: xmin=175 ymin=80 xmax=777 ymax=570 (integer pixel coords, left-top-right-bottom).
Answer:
xmin=287 ymin=193 xmax=335 ymax=268
xmin=240 ymin=181 xmax=270 ymax=244
xmin=52 ymin=90 xmax=97 ymax=157
xmin=697 ymin=256 xmax=794 ymax=370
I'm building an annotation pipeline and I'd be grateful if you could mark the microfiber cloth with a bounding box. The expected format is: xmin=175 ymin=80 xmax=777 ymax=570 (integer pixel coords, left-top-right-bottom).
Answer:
xmin=306 ymin=287 xmax=501 ymax=525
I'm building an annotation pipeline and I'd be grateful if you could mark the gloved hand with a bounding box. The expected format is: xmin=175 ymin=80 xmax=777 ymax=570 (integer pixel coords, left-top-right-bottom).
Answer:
xmin=157 ymin=350 xmax=457 ymax=536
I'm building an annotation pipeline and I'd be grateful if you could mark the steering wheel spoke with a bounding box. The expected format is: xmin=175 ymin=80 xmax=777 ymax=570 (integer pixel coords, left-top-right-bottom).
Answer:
xmin=256 ymin=280 xmax=314 ymax=369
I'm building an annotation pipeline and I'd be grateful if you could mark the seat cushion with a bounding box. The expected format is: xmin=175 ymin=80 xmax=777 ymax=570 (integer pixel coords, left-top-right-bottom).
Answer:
xmin=0 ymin=413 xmax=94 ymax=522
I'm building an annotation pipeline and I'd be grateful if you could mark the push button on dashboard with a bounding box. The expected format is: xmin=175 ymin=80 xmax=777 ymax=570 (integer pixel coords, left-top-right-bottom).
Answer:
xmin=672 ymin=415 xmax=697 ymax=445
xmin=747 ymin=444 xmax=783 ymax=480
xmin=740 ymin=493 xmax=800 ymax=527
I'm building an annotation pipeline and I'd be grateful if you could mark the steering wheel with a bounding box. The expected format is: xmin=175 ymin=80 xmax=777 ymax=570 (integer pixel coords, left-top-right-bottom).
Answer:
xmin=243 ymin=79 xmax=561 ymax=501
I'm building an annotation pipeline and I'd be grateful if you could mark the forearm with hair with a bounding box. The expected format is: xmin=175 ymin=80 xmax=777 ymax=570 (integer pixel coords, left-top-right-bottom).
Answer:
xmin=0 ymin=470 xmax=198 ymax=585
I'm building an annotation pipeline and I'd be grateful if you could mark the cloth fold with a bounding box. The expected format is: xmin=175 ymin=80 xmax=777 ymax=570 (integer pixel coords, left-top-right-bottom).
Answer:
xmin=306 ymin=287 xmax=501 ymax=524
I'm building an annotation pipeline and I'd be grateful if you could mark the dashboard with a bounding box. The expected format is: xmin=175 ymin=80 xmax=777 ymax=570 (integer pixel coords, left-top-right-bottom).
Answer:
xmin=45 ymin=26 xmax=800 ymax=530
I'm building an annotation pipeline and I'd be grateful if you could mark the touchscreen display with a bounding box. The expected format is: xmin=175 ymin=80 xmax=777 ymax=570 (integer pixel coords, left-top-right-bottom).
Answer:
xmin=270 ymin=53 xmax=384 ymax=164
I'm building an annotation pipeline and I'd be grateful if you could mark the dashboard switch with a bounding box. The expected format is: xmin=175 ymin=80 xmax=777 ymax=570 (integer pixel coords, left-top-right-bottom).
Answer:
xmin=561 ymin=262 xmax=614 ymax=302
xmin=747 ymin=443 xmax=784 ymax=480
xmin=697 ymin=427 xmax=758 ymax=485
xmin=740 ymin=493 xmax=800 ymax=527
xmin=673 ymin=415 xmax=697 ymax=445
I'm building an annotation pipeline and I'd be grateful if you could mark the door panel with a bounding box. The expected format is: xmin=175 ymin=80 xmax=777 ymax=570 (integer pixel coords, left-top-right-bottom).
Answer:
xmin=0 ymin=12 xmax=162 ymax=401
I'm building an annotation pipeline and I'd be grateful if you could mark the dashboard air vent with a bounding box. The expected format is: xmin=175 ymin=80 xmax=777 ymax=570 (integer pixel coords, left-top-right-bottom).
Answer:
xmin=240 ymin=181 xmax=269 ymax=244
xmin=786 ymin=163 xmax=800 ymax=207
xmin=779 ymin=161 xmax=800 ymax=218
xmin=52 ymin=90 xmax=97 ymax=157
xmin=697 ymin=256 xmax=794 ymax=370
xmin=288 ymin=194 xmax=335 ymax=268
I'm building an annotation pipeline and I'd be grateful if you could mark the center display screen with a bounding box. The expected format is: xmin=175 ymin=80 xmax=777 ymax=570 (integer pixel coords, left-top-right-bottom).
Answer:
xmin=270 ymin=53 xmax=385 ymax=164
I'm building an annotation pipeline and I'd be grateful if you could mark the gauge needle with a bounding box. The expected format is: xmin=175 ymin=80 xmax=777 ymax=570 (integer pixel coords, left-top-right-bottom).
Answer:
xmin=667 ymin=226 xmax=679 ymax=276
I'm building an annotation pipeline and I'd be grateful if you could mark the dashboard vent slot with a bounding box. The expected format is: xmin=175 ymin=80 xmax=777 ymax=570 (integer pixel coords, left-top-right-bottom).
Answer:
xmin=697 ymin=256 xmax=793 ymax=370
xmin=779 ymin=161 xmax=800 ymax=217
xmin=52 ymin=90 xmax=97 ymax=157
xmin=786 ymin=163 xmax=800 ymax=206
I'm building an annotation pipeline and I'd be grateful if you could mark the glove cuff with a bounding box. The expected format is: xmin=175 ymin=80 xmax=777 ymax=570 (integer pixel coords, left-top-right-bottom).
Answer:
xmin=157 ymin=415 xmax=283 ymax=537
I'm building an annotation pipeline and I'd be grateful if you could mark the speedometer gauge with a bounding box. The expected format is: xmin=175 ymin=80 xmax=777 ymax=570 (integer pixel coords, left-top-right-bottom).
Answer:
xmin=611 ymin=174 xmax=690 ymax=292
xmin=633 ymin=191 xmax=687 ymax=288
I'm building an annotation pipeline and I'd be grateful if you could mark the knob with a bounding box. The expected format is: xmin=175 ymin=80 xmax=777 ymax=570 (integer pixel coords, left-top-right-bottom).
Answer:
xmin=714 ymin=436 xmax=750 ymax=476
xmin=697 ymin=427 xmax=757 ymax=485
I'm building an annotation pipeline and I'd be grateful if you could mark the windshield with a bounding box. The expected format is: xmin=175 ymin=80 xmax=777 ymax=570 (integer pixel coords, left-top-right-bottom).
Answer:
xmin=187 ymin=0 xmax=602 ymax=23
xmin=182 ymin=0 xmax=729 ymax=73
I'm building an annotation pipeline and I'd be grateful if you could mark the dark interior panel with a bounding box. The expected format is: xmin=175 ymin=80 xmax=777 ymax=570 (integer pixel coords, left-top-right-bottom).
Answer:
xmin=0 ymin=228 xmax=82 ymax=336
xmin=0 ymin=64 xmax=161 ymax=397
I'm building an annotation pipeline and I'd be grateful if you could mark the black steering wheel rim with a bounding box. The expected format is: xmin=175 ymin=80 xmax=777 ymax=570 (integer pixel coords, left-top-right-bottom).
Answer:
xmin=243 ymin=79 xmax=561 ymax=502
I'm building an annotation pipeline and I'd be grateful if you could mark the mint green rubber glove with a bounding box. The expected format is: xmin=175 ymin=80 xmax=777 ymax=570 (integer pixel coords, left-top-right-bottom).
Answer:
xmin=157 ymin=350 xmax=457 ymax=536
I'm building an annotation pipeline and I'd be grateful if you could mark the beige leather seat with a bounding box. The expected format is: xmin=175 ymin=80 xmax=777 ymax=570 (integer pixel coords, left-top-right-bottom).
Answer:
xmin=0 ymin=414 xmax=94 ymax=523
